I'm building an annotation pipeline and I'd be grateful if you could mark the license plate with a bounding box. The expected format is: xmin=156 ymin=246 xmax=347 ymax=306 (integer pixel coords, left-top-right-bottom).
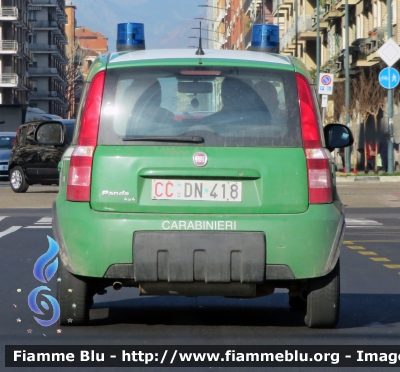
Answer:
xmin=0 ymin=165 xmax=7 ymax=171
xmin=151 ymin=179 xmax=242 ymax=202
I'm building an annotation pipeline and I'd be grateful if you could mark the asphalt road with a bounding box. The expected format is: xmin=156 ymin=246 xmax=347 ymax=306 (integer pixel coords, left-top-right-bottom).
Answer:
xmin=1 ymin=182 xmax=400 ymax=371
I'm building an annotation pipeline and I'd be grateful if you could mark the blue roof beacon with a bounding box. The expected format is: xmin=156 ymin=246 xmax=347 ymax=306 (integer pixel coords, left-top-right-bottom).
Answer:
xmin=117 ymin=23 xmax=145 ymax=52
xmin=250 ymin=24 xmax=279 ymax=53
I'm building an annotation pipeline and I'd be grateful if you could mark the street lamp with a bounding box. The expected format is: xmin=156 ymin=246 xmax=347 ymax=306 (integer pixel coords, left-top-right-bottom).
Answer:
xmin=198 ymin=4 xmax=245 ymax=50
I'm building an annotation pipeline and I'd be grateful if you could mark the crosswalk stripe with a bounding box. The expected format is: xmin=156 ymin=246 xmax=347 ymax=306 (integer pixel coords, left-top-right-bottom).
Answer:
xmin=24 ymin=226 xmax=52 ymax=229
xmin=0 ymin=226 xmax=22 ymax=238
xmin=0 ymin=216 xmax=8 ymax=222
xmin=345 ymin=218 xmax=382 ymax=226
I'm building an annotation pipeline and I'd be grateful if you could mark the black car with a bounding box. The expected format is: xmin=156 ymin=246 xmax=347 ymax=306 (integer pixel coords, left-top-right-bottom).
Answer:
xmin=8 ymin=119 xmax=75 ymax=193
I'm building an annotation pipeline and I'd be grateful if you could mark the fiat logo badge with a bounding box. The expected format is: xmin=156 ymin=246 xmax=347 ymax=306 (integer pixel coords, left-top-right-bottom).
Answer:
xmin=193 ymin=152 xmax=207 ymax=167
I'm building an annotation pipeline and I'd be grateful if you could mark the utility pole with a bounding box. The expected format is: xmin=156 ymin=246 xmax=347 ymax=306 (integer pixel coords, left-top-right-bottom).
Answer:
xmin=387 ymin=0 xmax=394 ymax=173
xmin=344 ymin=0 xmax=351 ymax=173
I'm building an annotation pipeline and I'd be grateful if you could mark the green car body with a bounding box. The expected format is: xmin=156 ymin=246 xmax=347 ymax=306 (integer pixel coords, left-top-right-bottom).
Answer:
xmin=51 ymin=48 xmax=352 ymax=327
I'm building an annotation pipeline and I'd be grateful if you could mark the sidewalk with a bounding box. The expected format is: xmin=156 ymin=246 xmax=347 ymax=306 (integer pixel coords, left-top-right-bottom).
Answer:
xmin=336 ymin=171 xmax=400 ymax=183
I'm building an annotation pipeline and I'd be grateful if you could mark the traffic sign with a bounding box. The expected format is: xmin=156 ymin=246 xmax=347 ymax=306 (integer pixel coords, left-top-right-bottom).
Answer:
xmin=379 ymin=67 xmax=400 ymax=89
xmin=318 ymin=73 xmax=334 ymax=95
xmin=321 ymin=94 xmax=328 ymax=108
xmin=377 ymin=38 xmax=400 ymax=67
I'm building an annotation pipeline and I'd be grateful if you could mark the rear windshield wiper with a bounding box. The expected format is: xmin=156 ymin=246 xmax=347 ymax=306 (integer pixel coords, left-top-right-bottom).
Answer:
xmin=122 ymin=136 xmax=204 ymax=143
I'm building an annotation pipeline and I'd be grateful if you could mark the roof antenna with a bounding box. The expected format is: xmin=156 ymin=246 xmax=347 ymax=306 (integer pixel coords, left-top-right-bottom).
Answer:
xmin=195 ymin=21 xmax=205 ymax=55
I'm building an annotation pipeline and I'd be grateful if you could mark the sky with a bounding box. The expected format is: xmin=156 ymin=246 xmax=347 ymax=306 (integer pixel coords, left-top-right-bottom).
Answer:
xmin=73 ymin=0 xmax=207 ymax=53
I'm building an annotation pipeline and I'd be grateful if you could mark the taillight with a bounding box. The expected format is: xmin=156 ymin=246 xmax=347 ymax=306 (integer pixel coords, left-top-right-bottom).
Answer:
xmin=296 ymin=73 xmax=332 ymax=204
xmin=67 ymin=70 xmax=105 ymax=202
xmin=13 ymin=129 xmax=19 ymax=146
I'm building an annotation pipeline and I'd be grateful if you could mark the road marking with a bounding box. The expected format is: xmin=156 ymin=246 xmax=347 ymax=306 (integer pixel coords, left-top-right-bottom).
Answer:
xmin=343 ymin=240 xmax=400 ymax=243
xmin=358 ymin=251 xmax=377 ymax=256
xmin=347 ymin=246 xmax=365 ymax=249
xmin=345 ymin=218 xmax=382 ymax=226
xmin=0 ymin=226 xmax=22 ymax=238
xmin=24 ymin=226 xmax=52 ymax=229
xmin=343 ymin=241 xmax=353 ymax=244
xmin=384 ymin=264 xmax=400 ymax=269
xmin=370 ymin=258 xmax=390 ymax=262
xmin=0 ymin=216 xmax=8 ymax=222
xmin=34 ymin=217 xmax=52 ymax=224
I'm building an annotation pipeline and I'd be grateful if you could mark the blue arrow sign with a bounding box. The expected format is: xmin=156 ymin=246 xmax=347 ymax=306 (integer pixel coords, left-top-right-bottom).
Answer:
xmin=379 ymin=67 xmax=400 ymax=89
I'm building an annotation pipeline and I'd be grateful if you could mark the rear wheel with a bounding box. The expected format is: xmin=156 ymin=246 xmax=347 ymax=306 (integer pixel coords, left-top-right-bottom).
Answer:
xmin=304 ymin=260 xmax=340 ymax=328
xmin=57 ymin=259 xmax=93 ymax=326
xmin=10 ymin=166 xmax=29 ymax=193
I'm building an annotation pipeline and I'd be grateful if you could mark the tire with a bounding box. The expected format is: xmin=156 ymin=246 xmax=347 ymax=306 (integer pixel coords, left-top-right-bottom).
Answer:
xmin=9 ymin=166 xmax=29 ymax=193
xmin=57 ymin=259 xmax=93 ymax=326
xmin=304 ymin=260 xmax=340 ymax=328
xmin=289 ymin=294 xmax=307 ymax=311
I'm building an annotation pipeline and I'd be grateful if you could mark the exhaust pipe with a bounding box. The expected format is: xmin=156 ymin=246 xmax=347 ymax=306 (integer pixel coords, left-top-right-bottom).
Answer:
xmin=113 ymin=282 xmax=123 ymax=291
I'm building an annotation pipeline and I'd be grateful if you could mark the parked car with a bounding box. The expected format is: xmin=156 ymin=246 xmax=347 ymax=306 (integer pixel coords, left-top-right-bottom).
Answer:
xmin=0 ymin=132 xmax=16 ymax=180
xmin=8 ymin=119 xmax=75 ymax=193
xmin=41 ymin=41 xmax=353 ymax=328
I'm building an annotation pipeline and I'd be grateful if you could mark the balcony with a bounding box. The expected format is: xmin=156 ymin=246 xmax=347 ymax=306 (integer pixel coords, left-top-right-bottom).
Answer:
xmin=322 ymin=3 xmax=344 ymax=22
xmin=32 ymin=20 xmax=59 ymax=29
xmin=17 ymin=76 xmax=33 ymax=91
xmin=312 ymin=7 xmax=329 ymax=30
xmin=29 ymin=67 xmax=67 ymax=86
xmin=29 ymin=44 xmax=67 ymax=63
xmin=30 ymin=90 xmax=66 ymax=104
xmin=0 ymin=41 xmax=18 ymax=54
xmin=280 ymin=15 xmax=316 ymax=52
xmin=335 ymin=0 xmax=362 ymax=10
xmin=0 ymin=7 xmax=18 ymax=21
xmin=0 ymin=74 xmax=18 ymax=88
xmin=30 ymin=0 xmax=58 ymax=6
xmin=298 ymin=15 xmax=316 ymax=40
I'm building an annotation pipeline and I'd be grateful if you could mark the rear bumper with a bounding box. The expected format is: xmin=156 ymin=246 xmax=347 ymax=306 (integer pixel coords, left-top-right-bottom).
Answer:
xmin=53 ymin=201 xmax=344 ymax=280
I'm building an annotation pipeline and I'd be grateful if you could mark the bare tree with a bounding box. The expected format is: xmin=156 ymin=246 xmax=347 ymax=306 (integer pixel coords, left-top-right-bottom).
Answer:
xmin=366 ymin=68 xmax=386 ymax=173
xmin=352 ymin=69 xmax=376 ymax=172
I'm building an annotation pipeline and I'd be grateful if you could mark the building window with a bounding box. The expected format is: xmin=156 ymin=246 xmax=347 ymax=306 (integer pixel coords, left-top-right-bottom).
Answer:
xmin=29 ymin=10 xmax=37 ymax=21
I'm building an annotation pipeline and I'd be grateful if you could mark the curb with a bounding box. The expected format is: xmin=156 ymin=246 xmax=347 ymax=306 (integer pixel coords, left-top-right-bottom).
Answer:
xmin=336 ymin=176 xmax=400 ymax=183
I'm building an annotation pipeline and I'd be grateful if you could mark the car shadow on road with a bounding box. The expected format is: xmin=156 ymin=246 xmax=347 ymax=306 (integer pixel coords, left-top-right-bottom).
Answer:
xmin=90 ymin=293 xmax=305 ymax=327
xmin=88 ymin=293 xmax=400 ymax=329
xmin=27 ymin=190 xmax=58 ymax=194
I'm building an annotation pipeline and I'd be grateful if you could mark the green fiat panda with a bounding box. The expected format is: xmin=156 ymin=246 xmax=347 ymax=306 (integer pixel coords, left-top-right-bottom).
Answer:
xmin=40 ymin=24 xmax=353 ymax=328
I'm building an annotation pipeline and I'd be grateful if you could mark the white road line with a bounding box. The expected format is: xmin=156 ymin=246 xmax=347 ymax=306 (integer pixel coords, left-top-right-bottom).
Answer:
xmin=24 ymin=226 xmax=52 ymax=229
xmin=0 ymin=226 xmax=22 ymax=238
xmin=36 ymin=217 xmax=52 ymax=223
xmin=345 ymin=218 xmax=383 ymax=226
xmin=34 ymin=222 xmax=52 ymax=225
xmin=0 ymin=216 xmax=8 ymax=222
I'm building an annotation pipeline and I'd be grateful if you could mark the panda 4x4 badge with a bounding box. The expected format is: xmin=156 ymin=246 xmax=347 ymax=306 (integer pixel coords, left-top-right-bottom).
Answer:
xmin=193 ymin=152 xmax=207 ymax=167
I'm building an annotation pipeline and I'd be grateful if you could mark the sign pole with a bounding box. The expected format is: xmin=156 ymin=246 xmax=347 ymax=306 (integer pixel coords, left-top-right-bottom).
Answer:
xmin=387 ymin=0 xmax=394 ymax=173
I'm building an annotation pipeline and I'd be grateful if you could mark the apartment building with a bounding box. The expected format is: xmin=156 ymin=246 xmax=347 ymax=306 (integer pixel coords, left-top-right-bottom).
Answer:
xmin=206 ymin=0 xmax=278 ymax=50
xmin=65 ymin=0 xmax=76 ymax=118
xmin=27 ymin=0 xmax=68 ymax=117
xmin=0 ymin=0 xmax=33 ymax=105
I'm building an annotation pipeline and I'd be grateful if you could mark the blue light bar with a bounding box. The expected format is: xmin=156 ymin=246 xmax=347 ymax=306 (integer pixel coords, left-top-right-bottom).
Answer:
xmin=117 ymin=23 xmax=145 ymax=52
xmin=250 ymin=24 xmax=279 ymax=53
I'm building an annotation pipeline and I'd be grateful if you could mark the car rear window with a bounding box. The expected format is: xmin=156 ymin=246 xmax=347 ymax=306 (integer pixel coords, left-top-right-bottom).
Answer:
xmin=98 ymin=65 xmax=302 ymax=147
xmin=0 ymin=135 xmax=15 ymax=149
